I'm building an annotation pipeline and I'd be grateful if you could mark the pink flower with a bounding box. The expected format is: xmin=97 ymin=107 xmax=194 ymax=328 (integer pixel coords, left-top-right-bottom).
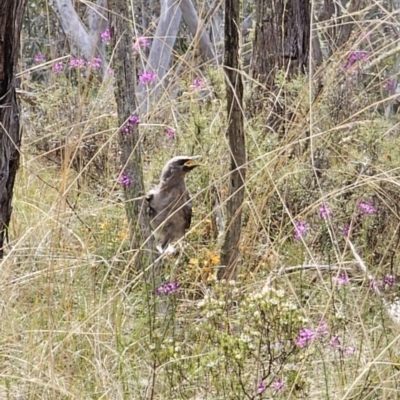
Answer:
xmin=156 ymin=281 xmax=180 ymax=295
xmin=329 ymin=335 xmax=341 ymax=349
xmin=87 ymin=57 xmax=102 ymax=70
xmin=52 ymin=61 xmax=64 ymax=74
xmin=121 ymin=115 xmax=140 ymax=134
xmin=70 ymin=57 xmax=85 ymax=68
xmin=271 ymin=378 xmax=285 ymax=392
xmin=118 ymin=173 xmax=131 ymax=186
xmin=139 ymin=71 xmax=156 ymax=84
xmin=295 ymin=328 xmax=316 ymax=348
xmin=358 ymin=199 xmax=376 ymax=215
xmin=257 ymin=380 xmax=265 ymax=394
xmin=293 ymin=220 xmax=308 ymax=240
xmin=190 ymin=77 xmax=204 ymax=90
xmin=33 ymin=53 xmax=46 ymax=64
xmin=319 ymin=203 xmax=333 ymax=219
xmin=342 ymin=224 xmax=350 ymax=236
xmin=333 ymin=272 xmax=349 ymax=286
xmin=107 ymin=68 xmax=115 ymax=76
xmin=100 ymin=28 xmax=111 ymax=43
xmin=166 ymin=127 xmax=175 ymax=138
xmin=132 ymin=37 xmax=150 ymax=52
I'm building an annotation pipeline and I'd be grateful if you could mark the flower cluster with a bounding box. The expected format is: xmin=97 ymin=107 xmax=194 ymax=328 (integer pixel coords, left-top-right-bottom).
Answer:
xmin=121 ymin=114 xmax=140 ymax=134
xmin=333 ymin=271 xmax=349 ymax=286
xmin=319 ymin=203 xmax=333 ymax=219
xmin=296 ymin=319 xmax=356 ymax=357
xmin=295 ymin=328 xmax=317 ymax=348
xmin=118 ymin=173 xmax=131 ymax=186
xmin=166 ymin=127 xmax=175 ymax=138
xmin=344 ymin=51 xmax=369 ymax=71
xmin=139 ymin=71 xmax=156 ymax=84
xmin=293 ymin=220 xmax=307 ymax=240
xmin=87 ymin=57 xmax=102 ymax=70
xmin=70 ymin=57 xmax=85 ymax=68
xmin=156 ymin=281 xmax=180 ymax=295
xmin=100 ymin=28 xmax=111 ymax=44
xmin=358 ymin=199 xmax=376 ymax=215
xmin=33 ymin=53 xmax=46 ymax=64
xmin=52 ymin=62 xmax=64 ymax=74
xmin=132 ymin=37 xmax=150 ymax=53
xmin=190 ymin=77 xmax=204 ymax=90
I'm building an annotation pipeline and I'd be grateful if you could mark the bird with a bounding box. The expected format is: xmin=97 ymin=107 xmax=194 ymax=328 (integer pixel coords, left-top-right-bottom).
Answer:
xmin=146 ymin=155 xmax=201 ymax=253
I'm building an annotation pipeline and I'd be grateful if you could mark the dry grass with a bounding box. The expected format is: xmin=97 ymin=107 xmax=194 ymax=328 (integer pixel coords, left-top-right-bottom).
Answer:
xmin=3 ymin=1 xmax=400 ymax=399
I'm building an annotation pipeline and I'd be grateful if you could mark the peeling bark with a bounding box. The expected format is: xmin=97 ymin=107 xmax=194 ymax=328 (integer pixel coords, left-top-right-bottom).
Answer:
xmin=0 ymin=0 xmax=27 ymax=258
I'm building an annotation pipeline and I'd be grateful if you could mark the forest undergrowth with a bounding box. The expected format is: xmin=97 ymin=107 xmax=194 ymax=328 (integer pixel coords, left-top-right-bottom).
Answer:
xmin=2 ymin=10 xmax=400 ymax=399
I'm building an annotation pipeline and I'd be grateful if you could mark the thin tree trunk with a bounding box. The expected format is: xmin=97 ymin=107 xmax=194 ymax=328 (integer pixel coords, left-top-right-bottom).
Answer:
xmin=109 ymin=0 xmax=155 ymax=271
xmin=218 ymin=0 xmax=246 ymax=280
xmin=0 ymin=0 xmax=27 ymax=258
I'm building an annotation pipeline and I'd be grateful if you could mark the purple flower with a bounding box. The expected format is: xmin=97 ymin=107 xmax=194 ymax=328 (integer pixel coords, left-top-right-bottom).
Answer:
xmin=132 ymin=37 xmax=150 ymax=52
xmin=319 ymin=203 xmax=333 ymax=219
xmin=107 ymin=68 xmax=115 ymax=76
xmin=87 ymin=57 xmax=102 ymax=70
xmin=257 ymin=380 xmax=266 ymax=394
xmin=118 ymin=173 xmax=131 ymax=186
xmin=190 ymin=77 xmax=204 ymax=90
xmin=382 ymin=274 xmax=395 ymax=288
xmin=100 ymin=28 xmax=111 ymax=43
xmin=166 ymin=127 xmax=175 ymax=138
xmin=156 ymin=281 xmax=180 ymax=295
xmin=33 ymin=52 xmax=46 ymax=64
xmin=120 ymin=115 xmax=139 ymax=134
xmin=293 ymin=220 xmax=308 ymax=240
xmin=139 ymin=71 xmax=156 ymax=84
xmin=52 ymin=61 xmax=64 ymax=74
xmin=333 ymin=272 xmax=349 ymax=286
xmin=329 ymin=335 xmax=341 ymax=349
xmin=70 ymin=57 xmax=85 ymax=69
xmin=344 ymin=51 xmax=369 ymax=70
xmin=358 ymin=200 xmax=376 ymax=215
xmin=271 ymin=378 xmax=285 ymax=392
xmin=295 ymin=328 xmax=316 ymax=348
xmin=342 ymin=224 xmax=350 ymax=236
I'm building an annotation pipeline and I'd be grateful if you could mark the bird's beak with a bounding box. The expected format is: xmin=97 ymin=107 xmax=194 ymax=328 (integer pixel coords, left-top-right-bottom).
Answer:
xmin=183 ymin=155 xmax=201 ymax=171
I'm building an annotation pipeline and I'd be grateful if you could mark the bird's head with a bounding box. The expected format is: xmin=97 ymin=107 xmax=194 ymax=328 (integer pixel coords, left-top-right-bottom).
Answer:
xmin=160 ymin=155 xmax=201 ymax=182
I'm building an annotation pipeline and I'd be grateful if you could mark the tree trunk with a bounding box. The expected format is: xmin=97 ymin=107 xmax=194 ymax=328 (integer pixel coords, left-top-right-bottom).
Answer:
xmin=251 ymin=0 xmax=310 ymax=132
xmin=252 ymin=0 xmax=311 ymax=89
xmin=0 ymin=0 xmax=27 ymax=258
xmin=109 ymin=0 xmax=155 ymax=271
xmin=218 ymin=0 xmax=246 ymax=280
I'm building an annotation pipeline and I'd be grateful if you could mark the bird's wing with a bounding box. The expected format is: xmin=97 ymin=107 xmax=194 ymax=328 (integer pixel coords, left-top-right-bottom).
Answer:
xmin=145 ymin=191 xmax=158 ymax=220
xmin=183 ymin=198 xmax=192 ymax=230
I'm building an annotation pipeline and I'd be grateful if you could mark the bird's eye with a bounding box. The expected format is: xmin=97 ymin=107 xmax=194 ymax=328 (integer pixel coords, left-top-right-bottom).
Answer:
xmin=145 ymin=194 xmax=153 ymax=202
